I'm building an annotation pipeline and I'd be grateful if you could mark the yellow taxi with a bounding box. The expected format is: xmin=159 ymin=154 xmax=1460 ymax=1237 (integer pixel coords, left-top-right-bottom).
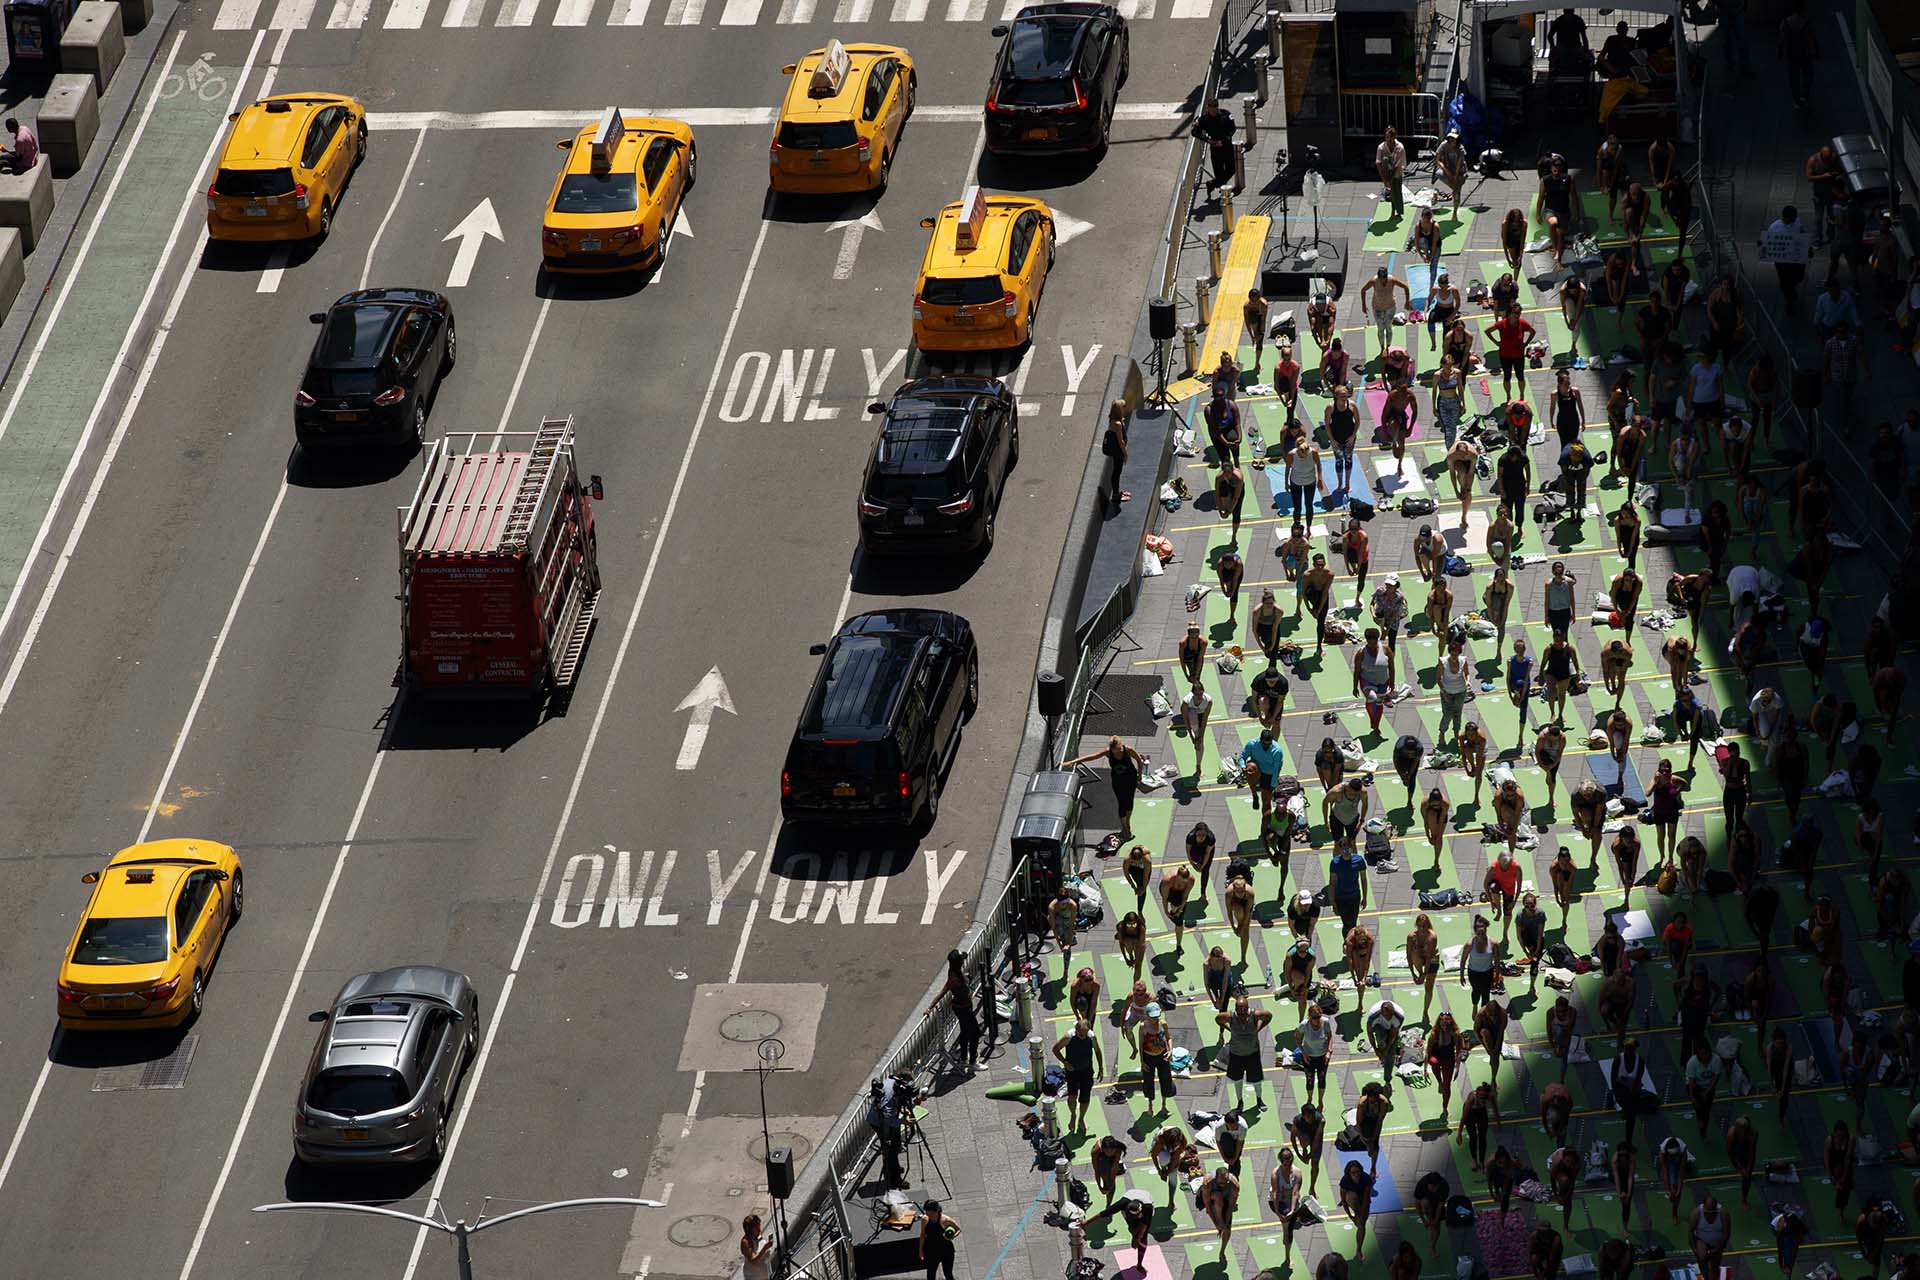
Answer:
xmin=769 ymin=38 xmax=915 ymax=195
xmin=207 ymin=93 xmax=365 ymax=242
xmin=56 ymin=839 xmax=243 ymax=1031
xmin=911 ymin=186 xmax=1054 ymax=352
xmin=542 ymin=108 xmax=696 ymax=274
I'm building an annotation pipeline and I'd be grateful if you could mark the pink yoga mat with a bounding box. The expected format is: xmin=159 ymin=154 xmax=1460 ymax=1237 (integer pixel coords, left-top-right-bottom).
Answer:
xmin=1111 ymin=1244 xmax=1172 ymax=1280
xmin=1363 ymin=385 xmax=1425 ymax=443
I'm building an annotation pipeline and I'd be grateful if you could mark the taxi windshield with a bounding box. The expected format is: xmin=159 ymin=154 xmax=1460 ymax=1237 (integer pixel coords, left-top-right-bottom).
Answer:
xmin=555 ymin=172 xmax=639 ymax=215
xmin=72 ymin=917 xmax=168 ymax=965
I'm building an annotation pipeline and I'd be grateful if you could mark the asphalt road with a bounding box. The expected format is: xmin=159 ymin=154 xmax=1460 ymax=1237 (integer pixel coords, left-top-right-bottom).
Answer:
xmin=0 ymin=3 xmax=1198 ymax=1277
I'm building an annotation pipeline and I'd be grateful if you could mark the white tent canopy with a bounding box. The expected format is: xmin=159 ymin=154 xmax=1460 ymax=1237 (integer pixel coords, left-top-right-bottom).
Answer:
xmin=1464 ymin=1 xmax=1693 ymax=136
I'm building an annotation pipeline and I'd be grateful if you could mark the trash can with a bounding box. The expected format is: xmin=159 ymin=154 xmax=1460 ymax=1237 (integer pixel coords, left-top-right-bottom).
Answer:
xmin=5 ymin=0 xmax=72 ymax=70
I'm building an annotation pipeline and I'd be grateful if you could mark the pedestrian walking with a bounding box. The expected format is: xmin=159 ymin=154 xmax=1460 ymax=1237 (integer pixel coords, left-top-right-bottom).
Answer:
xmin=919 ymin=1201 xmax=960 ymax=1280
xmin=1761 ymin=205 xmax=1812 ymax=312
xmin=1196 ymin=99 xmax=1237 ymax=190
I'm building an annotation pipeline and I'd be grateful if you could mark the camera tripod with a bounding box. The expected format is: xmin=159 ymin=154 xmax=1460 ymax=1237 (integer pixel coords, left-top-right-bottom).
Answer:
xmin=900 ymin=1104 xmax=952 ymax=1198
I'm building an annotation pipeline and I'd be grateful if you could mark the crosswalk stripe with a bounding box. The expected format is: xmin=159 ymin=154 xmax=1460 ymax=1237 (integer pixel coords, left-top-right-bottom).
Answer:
xmin=553 ymin=0 xmax=596 ymax=22
xmin=718 ymin=0 xmax=761 ymax=20
xmin=1116 ymin=0 xmax=1155 ymax=16
xmin=662 ymin=0 xmax=705 ymax=20
xmin=327 ymin=0 xmax=372 ymax=25
xmin=496 ymin=0 xmax=541 ymax=23
xmin=214 ymin=0 xmax=263 ymax=26
xmin=607 ymin=0 xmax=651 ymax=18
xmin=1168 ymin=0 xmax=1209 ymax=15
xmin=383 ymin=0 xmax=430 ymax=27
xmin=774 ymin=0 xmax=814 ymax=17
xmin=441 ymin=0 xmax=482 ymax=21
xmin=944 ymin=0 xmax=984 ymax=18
xmin=833 ymin=0 xmax=872 ymax=16
xmin=269 ymin=0 xmax=316 ymax=26
xmin=888 ymin=0 xmax=927 ymax=20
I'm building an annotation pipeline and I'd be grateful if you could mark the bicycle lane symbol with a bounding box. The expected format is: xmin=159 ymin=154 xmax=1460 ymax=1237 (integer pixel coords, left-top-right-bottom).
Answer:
xmin=160 ymin=52 xmax=228 ymax=103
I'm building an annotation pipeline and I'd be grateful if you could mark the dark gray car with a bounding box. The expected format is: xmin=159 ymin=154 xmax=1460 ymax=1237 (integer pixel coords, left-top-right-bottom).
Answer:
xmin=292 ymin=965 xmax=480 ymax=1166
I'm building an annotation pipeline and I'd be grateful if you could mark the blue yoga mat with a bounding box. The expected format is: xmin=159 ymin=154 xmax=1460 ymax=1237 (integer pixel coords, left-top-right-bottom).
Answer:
xmin=1587 ymin=753 xmax=1647 ymax=806
xmin=1799 ymin=1018 xmax=1842 ymax=1083
xmin=1265 ymin=453 xmax=1378 ymax=516
xmin=1406 ymin=263 xmax=1434 ymax=312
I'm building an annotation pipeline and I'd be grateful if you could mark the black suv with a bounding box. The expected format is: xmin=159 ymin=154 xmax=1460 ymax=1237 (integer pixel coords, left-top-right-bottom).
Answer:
xmin=984 ymin=2 xmax=1129 ymax=158
xmin=296 ymin=288 xmax=455 ymax=451
xmin=858 ymin=375 xmax=1019 ymax=556
xmin=781 ymin=610 xmax=978 ymax=829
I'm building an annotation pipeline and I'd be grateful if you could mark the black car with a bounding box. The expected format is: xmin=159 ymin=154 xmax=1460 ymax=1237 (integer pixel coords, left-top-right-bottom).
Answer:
xmin=858 ymin=375 xmax=1019 ymax=556
xmin=295 ymin=288 xmax=455 ymax=450
xmin=782 ymin=610 xmax=977 ymax=829
xmin=984 ymin=2 xmax=1129 ymax=158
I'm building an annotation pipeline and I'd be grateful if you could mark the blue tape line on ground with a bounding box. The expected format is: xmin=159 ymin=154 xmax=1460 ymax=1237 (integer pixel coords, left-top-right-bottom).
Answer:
xmin=978 ymin=1175 xmax=1053 ymax=1280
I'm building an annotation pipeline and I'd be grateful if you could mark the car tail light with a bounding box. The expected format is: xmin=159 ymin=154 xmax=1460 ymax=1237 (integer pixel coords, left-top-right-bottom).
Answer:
xmin=295 ymin=389 xmax=315 ymax=407
xmin=937 ymin=491 xmax=974 ymax=515
xmin=780 ymin=770 xmax=792 ymax=799
xmin=857 ymin=137 xmax=871 ymax=161
xmin=898 ymin=772 xmax=911 ymax=799
xmin=611 ymin=224 xmax=647 ymax=246
xmin=913 ymin=292 xmax=924 ymax=321
xmin=372 ymin=386 xmax=407 ymax=407
xmin=1071 ymin=79 xmax=1087 ymax=111
xmin=293 ymin=183 xmax=310 ymax=211
xmin=205 ymin=184 xmax=218 ymax=213
xmin=134 ymin=976 xmax=181 ymax=1003
xmin=985 ymin=87 xmax=999 ymax=113
xmin=859 ymin=499 xmax=887 ymax=517
xmin=56 ymin=985 xmax=85 ymax=1005
xmin=1002 ymin=289 xmax=1017 ymax=318
xmin=293 ymin=1110 xmax=312 ymax=1130
xmin=544 ymin=229 xmax=567 ymax=245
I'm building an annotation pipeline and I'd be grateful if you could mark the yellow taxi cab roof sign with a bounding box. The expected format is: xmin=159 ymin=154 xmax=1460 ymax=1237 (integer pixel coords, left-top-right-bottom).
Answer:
xmin=953 ymin=184 xmax=989 ymax=252
xmin=590 ymin=107 xmax=626 ymax=170
xmin=809 ymin=39 xmax=850 ymax=97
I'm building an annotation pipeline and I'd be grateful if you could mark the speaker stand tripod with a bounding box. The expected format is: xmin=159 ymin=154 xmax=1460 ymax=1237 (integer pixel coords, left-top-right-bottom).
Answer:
xmin=1144 ymin=339 xmax=1192 ymax=425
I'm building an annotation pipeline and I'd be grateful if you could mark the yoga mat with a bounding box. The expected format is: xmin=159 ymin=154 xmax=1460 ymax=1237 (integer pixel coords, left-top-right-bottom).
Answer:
xmin=1364 ymin=386 xmax=1428 ymax=444
xmin=1407 ymin=262 xmax=1434 ymax=311
xmin=1586 ymin=752 xmax=1648 ymax=805
xmin=1265 ymin=466 xmax=1331 ymax=519
xmin=1321 ymin=453 xmax=1377 ymax=507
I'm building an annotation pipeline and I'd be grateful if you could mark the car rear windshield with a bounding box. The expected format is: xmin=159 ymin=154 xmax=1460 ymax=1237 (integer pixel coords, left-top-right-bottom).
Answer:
xmin=920 ymin=276 xmax=1004 ymax=306
xmin=213 ymin=167 xmax=297 ymax=197
xmin=70 ymin=917 xmax=168 ymax=965
xmin=306 ymin=1068 xmax=409 ymax=1117
xmin=322 ymin=370 xmax=380 ymax=397
xmin=996 ymin=78 xmax=1078 ymax=107
xmin=778 ymin=121 xmax=859 ymax=150
xmin=316 ymin=305 xmax=400 ymax=367
xmin=791 ymin=739 xmax=894 ymax=776
xmin=554 ymin=173 xmax=639 ymax=215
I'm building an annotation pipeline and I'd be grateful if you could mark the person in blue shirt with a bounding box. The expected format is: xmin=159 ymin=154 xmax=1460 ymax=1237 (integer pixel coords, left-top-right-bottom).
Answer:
xmin=1326 ymin=836 xmax=1369 ymax=934
xmin=1239 ymin=728 xmax=1285 ymax=824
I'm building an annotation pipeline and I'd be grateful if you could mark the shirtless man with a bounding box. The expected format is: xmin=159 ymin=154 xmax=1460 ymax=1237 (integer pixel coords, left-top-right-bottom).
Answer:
xmin=1420 ymin=787 xmax=1449 ymax=868
xmin=1160 ymin=865 xmax=1196 ymax=950
xmin=1344 ymin=926 xmax=1377 ymax=1010
xmin=1302 ymin=554 xmax=1336 ymax=655
xmin=1462 ymin=721 xmax=1489 ymax=804
xmin=1598 ymin=969 xmax=1637 ymax=1039
xmin=1446 ymin=436 xmax=1481 ymax=527
xmin=1570 ymin=778 xmax=1607 ymax=866
xmin=1224 ymin=872 xmax=1256 ymax=964
xmin=1663 ymin=633 xmax=1696 ymax=696
xmin=1474 ymin=998 xmax=1511 ymax=1089
xmin=1601 ymin=638 xmax=1635 ymax=707
xmin=1406 ymin=913 xmax=1442 ymax=1020
xmin=1548 ymin=1144 xmax=1583 ymax=1228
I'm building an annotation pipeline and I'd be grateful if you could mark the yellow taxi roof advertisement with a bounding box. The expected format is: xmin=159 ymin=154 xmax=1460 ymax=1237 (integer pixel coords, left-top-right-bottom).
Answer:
xmin=591 ymin=107 xmax=626 ymax=170
xmin=954 ymin=185 xmax=988 ymax=252
xmin=810 ymin=39 xmax=850 ymax=97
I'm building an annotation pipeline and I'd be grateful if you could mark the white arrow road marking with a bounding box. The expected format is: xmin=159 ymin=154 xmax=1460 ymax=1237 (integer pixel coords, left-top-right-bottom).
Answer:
xmin=652 ymin=208 xmax=693 ymax=281
xmin=674 ymin=666 xmax=736 ymax=771
xmin=827 ymin=208 xmax=883 ymax=280
xmin=1052 ymin=208 xmax=1095 ymax=247
xmin=441 ymin=198 xmax=502 ymax=288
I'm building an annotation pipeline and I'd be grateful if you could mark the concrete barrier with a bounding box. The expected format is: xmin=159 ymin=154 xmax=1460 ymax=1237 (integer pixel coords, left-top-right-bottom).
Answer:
xmin=37 ymin=74 xmax=101 ymax=177
xmin=0 ymin=158 xmax=54 ymax=252
xmin=59 ymin=2 xmax=125 ymax=96
xmin=0 ymin=229 xmax=23 ymax=315
xmin=109 ymin=0 xmax=150 ymax=32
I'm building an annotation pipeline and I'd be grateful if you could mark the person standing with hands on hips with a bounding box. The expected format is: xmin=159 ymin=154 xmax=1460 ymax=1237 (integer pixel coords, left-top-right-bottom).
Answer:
xmin=1360 ymin=267 xmax=1410 ymax=372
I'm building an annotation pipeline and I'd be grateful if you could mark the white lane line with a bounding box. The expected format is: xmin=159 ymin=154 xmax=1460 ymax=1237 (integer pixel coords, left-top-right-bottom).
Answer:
xmin=495 ymin=0 xmax=540 ymax=24
xmin=552 ymin=0 xmax=595 ymax=23
xmin=269 ymin=0 xmax=317 ymax=24
xmin=256 ymin=245 xmax=289 ymax=293
xmin=327 ymin=0 xmax=372 ymax=24
xmin=214 ymin=0 xmax=263 ymax=26
xmin=606 ymin=0 xmax=651 ymax=21
xmin=945 ymin=0 xmax=985 ymax=19
xmin=398 ymin=215 xmax=777 ymax=1280
xmin=359 ymin=126 xmax=428 ymax=291
xmin=662 ymin=0 xmax=705 ymax=20
xmin=0 ymin=30 xmax=267 ymax=718
xmin=384 ymin=0 xmax=431 ymax=27
xmin=178 ymin=752 xmax=389 ymax=1280
xmin=890 ymin=0 xmax=928 ymax=19
xmin=774 ymin=0 xmax=814 ymax=18
xmin=1168 ymin=0 xmax=1209 ymax=14
xmin=366 ymin=103 xmax=1180 ymax=130
xmin=441 ymin=0 xmax=483 ymax=23
xmin=834 ymin=0 xmax=872 ymax=17
xmin=718 ymin=0 xmax=760 ymax=20
xmin=0 ymin=28 xmax=183 ymax=453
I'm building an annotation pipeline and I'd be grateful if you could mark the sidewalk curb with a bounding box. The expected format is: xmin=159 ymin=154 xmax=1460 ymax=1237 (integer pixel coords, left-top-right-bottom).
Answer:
xmin=0 ymin=0 xmax=180 ymax=392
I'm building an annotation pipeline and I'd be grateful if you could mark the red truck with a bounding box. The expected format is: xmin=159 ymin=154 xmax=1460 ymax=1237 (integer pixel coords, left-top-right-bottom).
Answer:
xmin=397 ymin=417 xmax=603 ymax=696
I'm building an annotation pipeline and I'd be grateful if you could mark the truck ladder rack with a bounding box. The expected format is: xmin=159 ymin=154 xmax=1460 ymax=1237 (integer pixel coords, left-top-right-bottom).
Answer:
xmin=497 ymin=417 xmax=572 ymax=550
xmin=551 ymin=585 xmax=601 ymax=689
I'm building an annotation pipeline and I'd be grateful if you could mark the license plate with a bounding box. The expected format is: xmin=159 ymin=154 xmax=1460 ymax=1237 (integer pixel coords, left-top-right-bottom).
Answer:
xmin=950 ymin=314 xmax=975 ymax=326
xmin=1024 ymin=127 xmax=1055 ymax=141
xmin=579 ymin=237 xmax=602 ymax=252
xmin=335 ymin=410 xmax=360 ymax=421
xmin=91 ymin=994 xmax=138 ymax=1010
xmin=833 ymin=784 xmax=856 ymax=797
xmin=341 ymin=1128 xmax=369 ymax=1141
xmin=902 ymin=511 xmax=925 ymax=526
xmin=245 ymin=205 xmax=269 ymax=217
xmin=809 ymin=152 xmax=829 ymax=166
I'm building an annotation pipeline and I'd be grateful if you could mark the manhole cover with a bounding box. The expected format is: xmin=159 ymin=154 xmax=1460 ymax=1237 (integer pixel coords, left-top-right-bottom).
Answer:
xmin=667 ymin=1214 xmax=734 ymax=1248
xmin=93 ymin=1035 xmax=198 ymax=1093
xmin=748 ymin=1132 xmax=815 ymax=1163
xmin=718 ymin=1009 xmax=782 ymax=1042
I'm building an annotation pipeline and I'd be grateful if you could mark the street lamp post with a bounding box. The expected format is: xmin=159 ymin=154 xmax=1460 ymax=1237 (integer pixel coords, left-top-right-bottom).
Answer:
xmin=754 ymin=1037 xmax=793 ymax=1279
xmin=253 ymin=1196 xmax=661 ymax=1280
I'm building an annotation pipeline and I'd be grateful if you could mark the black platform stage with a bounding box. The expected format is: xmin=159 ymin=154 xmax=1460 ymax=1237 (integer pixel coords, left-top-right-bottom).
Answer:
xmin=1259 ymin=233 xmax=1350 ymax=301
